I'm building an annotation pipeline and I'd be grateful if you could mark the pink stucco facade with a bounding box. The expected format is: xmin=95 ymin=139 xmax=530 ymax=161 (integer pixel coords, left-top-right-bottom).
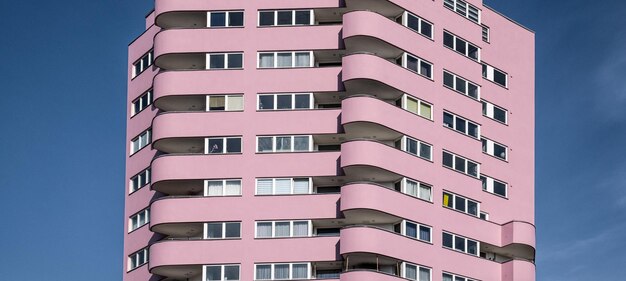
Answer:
xmin=125 ymin=0 xmax=535 ymax=280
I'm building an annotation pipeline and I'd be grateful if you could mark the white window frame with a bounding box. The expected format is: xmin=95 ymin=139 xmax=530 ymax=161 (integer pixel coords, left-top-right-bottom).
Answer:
xmin=442 ymin=151 xmax=480 ymax=178
xmin=398 ymin=11 xmax=433 ymax=39
xmin=443 ymin=272 xmax=478 ymax=281
xmin=255 ymin=178 xmax=313 ymax=195
xmin=443 ymin=111 xmax=481 ymax=139
xmin=398 ymin=220 xmax=432 ymax=243
xmin=256 ymin=135 xmax=313 ymax=153
xmin=206 ymin=52 xmax=244 ymax=70
xmin=257 ymin=93 xmax=314 ymax=110
xmin=130 ymin=129 xmax=151 ymax=155
xmin=204 ymin=179 xmax=243 ymax=196
xmin=481 ymin=100 xmax=508 ymax=124
xmin=443 ymin=70 xmax=480 ymax=100
xmin=207 ymin=11 xmax=245 ymax=27
xmin=127 ymin=248 xmax=149 ymax=271
xmin=254 ymin=263 xmax=312 ymax=280
xmin=399 ymin=177 xmax=432 ymax=202
xmin=482 ymin=25 xmax=490 ymax=42
xmin=443 ymin=191 xmax=480 ymax=217
xmin=481 ymin=137 xmax=508 ymax=161
xmin=257 ymin=10 xmax=315 ymax=26
xmin=442 ymin=231 xmax=480 ymax=256
xmin=203 ymin=264 xmax=241 ymax=281
xmin=128 ymin=208 xmax=150 ymax=232
xmin=204 ymin=137 xmax=242 ymax=154
xmin=131 ymin=50 xmax=153 ymax=78
xmin=398 ymin=136 xmax=432 ymax=161
xmin=402 ymin=262 xmax=432 ymax=281
xmin=204 ymin=222 xmax=242 ymax=239
xmin=482 ymin=63 xmax=508 ymax=88
xmin=443 ymin=31 xmax=480 ymax=61
xmin=480 ymin=211 xmax=490 ymax=221
xmin=401 ymin=94 xmax=433 ymax=120
xmin=129 ymin=167 xmax=150 ymax=194
xmin=398 ymin=52 xmax=433 ymax=79
xmin=206 ymin=95 xmax=244 ymax=111
xmin=131 ymin=89 xmax=153 ymax=116
xmin=255 ymin=220 xmax=313 ymax=238
xmin=480 ymin=175 xmax=508 ymax=198
xmin=257 ymin=51 xmax=314 ymax=68
xmin=443 ymin=0 xmax=481 ymax=24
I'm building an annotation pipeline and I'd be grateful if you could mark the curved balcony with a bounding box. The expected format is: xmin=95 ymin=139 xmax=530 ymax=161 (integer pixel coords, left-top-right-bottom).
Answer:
xmin=149 ymin=237 xmax=340 ymax=278
xmin=502 ymin=259 xmax=536 ymax=281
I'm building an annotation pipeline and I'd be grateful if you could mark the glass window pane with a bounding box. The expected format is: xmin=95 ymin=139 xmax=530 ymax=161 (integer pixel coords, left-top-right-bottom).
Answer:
xmin=226 ymin=96 xmax=244 ymax=111
xmin=256 ymin=265 xmax=272 ymax=280
xmin=275 ymin=136 xmax=291 ymax=151
xmin=468 ymin=123 xmax=478 ymax=138
xmin=293 ymin=221 xmax=309 ymax=236
xmin=259 ymin=95 xmax=274 ymax=110
xmin=420 ymin=61 xmax=432 ymax=77
xmin=419 ymin=226 xmax=431 ymax=242
xmin=419 ymin=184 xmax=431 ymax=201
xmin=407 ymin=14 xmax=419 ymax=31
xmin=227 ymin=53 xmax=243 ymax=69
xmin=454 ymin=156 xmax=465 ymax=172
xmin=494 ymin=143 xmax=507 ymax=159
xmin=293 ymin=136 xmax=310 ymax=151
xmin=294 ymin=94 xmax=310 ymax=109
xmin=455 ymin=276 xmax=466 ymax=281
xmin=444 ymin=32 xmax=454 ymax=48
xmin=295 ymin=11 xmax=311 ymax=25
xmin=277 ymin=11 xmax=293 ymax=25
xmin=225 ymin=180 xmax=241 ymax=195
xmin=206 ymin=223 xmax=223 ymax=238
xmin=467 ymin=200 xmax=478 ymax=215
xmin=256 ymin=222 xmax=272 ymax=237
xmin=455 ymin=118 xmax=466 ymax=133
xmin=405 ymin=222 xmax=417 ymax=238
xmin=405 ymin=264 xmax=417 ymax=279
xmin=406 ymin=97 xmax=418 ymax=113
xmin=443 ymin=192 xmax=453 ymax=208
xmin=259 ymin=11 xmax=275 ymax=26
xmin=406 ymin=55 xmax=418 ymax=71
xmin=467 ymin=240 xmax=478 ymax=255
xmin=225 ymin=222 xmax=241 ymax=238
xmin=224 ymin=265 xmax=240 ymax=280
xmin=208 ymin=138 xmax=224 ymax=153
xmin=210 ymin=54 xmax=225 ymax=69
xmin=274 ymin=264 xmax=290 ymax=279
xmin=292 ymin=264 xmax=309 ymax=279
xmin=293 ymin=178 xmax=310 ymax=194
xmin=274 ymin=179 xmax=291 ymax=194
xmin=494 ymin=181 xmax=507 ymax=197
xmin=421 ymin=21 xmax=432 ymax=38
xmin=454 ymin=196 xmax=466 ymax=212
xmin=276 ymin=95 xmax=292 ymax=109
xmin=443 ymin=273 xmax=453 ymax=281
xmin=444 ymin=72 xmax=454 ymax=88
xmin=468 ymin=84 xmax=479 ymax=99
xmin=226 ymin=138 xmax=241 ymax=153
xmin=454 ymin=236 xmax=466 ymax=251
xmin=210 ymin=12 xmax=226 ymax=27
xmin=442 ymin=232 xmax=453 ymax=248
xmin=295 ymin=52 xmax=311 ymax=67
xmin=443 ymin=112 xmax=454 ymax=128
xmin=455 ymin=38 xmax=466 ymax=54
xmin=419 ymin=267 xmax=430 ymax=281
xmin=468 ymin=45 xmax=479 ymax=60
xmin=259 ymin=53 xmax=274 ymax=68
xmin=207 ymin=180 xmax=224 ymax=196
xmin=443 ymin=152 xmax=453 ymax=168
xmin=419 ymin=102 xmax=431 ymax=119
xmin=205 ymin=266 xmax=222 ymax=281
xmin=494 ymin=107 xmax=507 ymax=123
xmin=455 ymin=77 xmax=466 ymax=93
xmin=494 ymin=70 xmax=507 ymax=87
xmin=228 ymin=12 xmax=244 ymax=27
xmin=277 ymin=53 xmax=292 ymax=67
xmin=419 ymin=143 xmax=431 ymax=159
xmin=405 ymin=179 xmax=418 ymax=197
xmin=258 ymin=137 xmax=273 ymax=152
xmin=467 ymin=161 xmax=478 ymax=177
xmin=209 ymin=96 xmax=226 ymax=111
xmin=406 ymin=138 xmax=418 ymax=154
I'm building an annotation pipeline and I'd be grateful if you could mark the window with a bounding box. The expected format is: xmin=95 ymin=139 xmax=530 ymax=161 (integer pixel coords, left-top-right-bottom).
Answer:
xmin=256 ymin=221 xmax=311 ymax=238
xmin=258 ymin=10 xmax=314 ymax=26
xmin=443 ymin=111 xmax=480 ymax=138
xmin=443 ymin=0 xmax=481 ymax=24
xmin=395 ymin=220 xmax=432 ymax=243
xmin=257 ymin=136 xmax=312 ymax=153
xmin=129 ymin=208 xmax=149 ymax=232
xmin=400 ymin=94 xmax=432 ymax=120
xmin=130 ymin=129 xmax=151 ymax=155
xmin=258 ymin=93 xmax=313 ymax=110
xmin=132 ymin=50 xmax=153 ymax=78
xmin=208 ymin=11 xmax=244 ymax=27
xmin=443 ymin=71 xmax=480 ymax=100
xmin=442 ymin=273 xmax=478 ymax=281
xmin=206 ymin=95 xmax=244 ymax=111
xmin=205 ymin=137 xmax=242 ymax=154
xmin=205 ymin=222 xmax=241 ymax=239
xmin=255 ymin=263 xmax=311 ymax=280
xmin=395 ymin=178 xmax=432 ymax=201
xmin=481 ymin=138 xmax=508 ymax=160
xmin=128 ymin=248 xmax=148 ymax=271
xmin=482 ymin=25 xmax=490 ymax=42
xmin=442 ymin=191 xmax=480 ymax=216
xmin=397 ymin=53 xmax=433 ymax=79
xmin=443 ymin=31 xmax=480 ymax=61
xmin=397 ymin=11 xmax=433 ymax=39
xmin=206 ymin=53 xmax=243 ymax=69
xmin=480 ymin=211 xmax=489 ymax=221
xmin=205 ymin=179 xmax=242 ymax=196
xmin=131 ymin=89 xmax=152 ymax=116
xmin=442 ymin=151 xmax=479 ymax=177
xmin=258 ymin=51 xmax=313 ymax=68
xmin=395 ymin=136 xmax=432 ymax=160
xmin=130 ymin=168 xmax=150 ymax=194
xmin=481 ymin=100 xmax=507 ymax=124
xmin=481 ymin=175 xmax=507 ymax=197
xmin=256 ymin=178 xmax=312 ymax=195
xmin=204 ymin=264 xmax=240 ymax=281
xmin=482 ymin=63 xmax=508 ymax=88
xmin=402 ymin=262 xmax=431 ymax=281
xmin=442 ymin=232 xmax=479 ymax=256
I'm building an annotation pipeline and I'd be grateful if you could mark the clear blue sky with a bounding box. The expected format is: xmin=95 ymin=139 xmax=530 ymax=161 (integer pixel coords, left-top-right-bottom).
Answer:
xmin=0 ymin=0 xmax=624 ymax=280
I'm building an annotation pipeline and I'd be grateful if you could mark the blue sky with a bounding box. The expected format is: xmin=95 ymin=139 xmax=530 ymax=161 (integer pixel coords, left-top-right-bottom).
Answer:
xmin=0 ymin=0 xmax=624 ymax=280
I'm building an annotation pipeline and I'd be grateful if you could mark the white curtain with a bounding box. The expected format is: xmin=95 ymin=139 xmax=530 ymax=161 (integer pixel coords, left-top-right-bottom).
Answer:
xmin=275 ymin=179 xmax=292 ymax=194
xmin=292 ymin=221 xmax=309 ymax=236
xmin=256 ymin=179 xmax=273 ymax=195
xmin=292 ymin=264 xmax=308 ymax=279
xmin=277 ymin=53 xmax=292 ymax=67
xmin=404 ymin=264 xmax=417 ymax=280
xmin=259 ymin=53 xmax=274 ymax=68
xmin=419 ymin=267 xmax=431 ymax=281
xmin=405 ymin=222 xmax=417 ymax=238
xmin=274 ymin=222 xmax=290 ymax=237
xmin=274 ymin=264 xmax=290 ymax=279
xmin=405 ymin=180 xmax=418 ymax=197
xmin=295 ymin=52 xmax=311 ymax=67
xmin=256 ymin=222 xmax=272 ymax=238
xmin=256 ymin=265 xmax=272 ymax=280
xmin=207 ymin=181 xmax=224 ymax=196
xmin=226 ymin=96 xmax=244 ymax=111
xmin=293 ymin=179 xmax=310 ymax=194
xmin=224 ymin=180 xmax=241 ymax=195
xmin=419 ymin=185 xmax=431 ymax=201
xmin=419 ymin=225 xmax=431 ymax=242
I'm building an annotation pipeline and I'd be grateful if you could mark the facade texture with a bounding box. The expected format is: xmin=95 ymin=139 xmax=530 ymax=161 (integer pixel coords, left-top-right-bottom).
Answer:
xmin=124 ymin=0 xmax=535 ymax=281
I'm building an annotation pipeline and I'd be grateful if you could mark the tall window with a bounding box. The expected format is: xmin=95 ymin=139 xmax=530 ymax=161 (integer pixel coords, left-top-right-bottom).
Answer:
xmin=205 ymin=137 xmax=242 ymax=154
xmin=396 ymin=136 xmax=432 ymax=160
xmin=255 ymin=263 xmax=311 ymax=280
xmin=257 ymin=135 xmax=312 ymax=153
xmin=129 ymin=208 xmax=150 ymax=232
xmin=443 ymin=111 xmax=480 ymax=139
xmin=258 ymin=51 xmax=313 ymax=68
xmin=481 ymin=175 xmax=507 ymax=198
xmin=258 ymin=93 xmax=313 ymax=110
xmin=482 ymin=25 xmax=490 ymax=42
xmin=205 ymin=179 xmax=242 ymax=196
xmin=130 ymin=129 xmax=151 ymax=155
xmin=207 ymin=11 xmax=244 ymax=27
xmin=402 ymin=262 xmax=432 ymax=281
xmin=442 ymin=191 xmax=480 ymax=217
xmin=394 ymin=220 xmax=432 ymax=242
xmin=131 ymin=89 xmax=152 ymax=116
xmin=442 ymin=151 xmax=479 ymax=177
xmin=443 ymin=71 xmax=480 ymax=100
xmin=399 ymin=94 xmax=432 ymax=120
xmin=256 ymin=220 xmax=311 ymax=238
xmin=481 ymin=138 xmax=508 ymax=160
xmin=256 ymin=178 xmax=312 ymax=195
xmin=442 ymin=232 xmax=479 ymax=256
xmin=482 ymin=63 xmax=508 ymax=88
xmin=396 ymin=11 xmax=433 ymax=39
xmin=206 ymin=53 xmax=243 ymax=69
xmin=443 ymin=31 xmax=480 ymax=61
xmin=206 ymin=95 xmax=244 ymax=111
xmin=132 ymin=50 xmax=153 ymax=78
xmin=481 ymin=100 xmax=507 ymax=124
xmin=129 ymin=167 xmax=150 ymax=194
xmin=397 ymin=53 xmax=433 ymax=79
xmin=204 ymin=264 xmax=240 ymax=281
xmin=395 ymin=178 xmax=432 ymax=202
xmin=205 ymin=222 xmax=241 ymax=239
xmin=128 ymin=248 xmax=149 ymax=271
xmin=258 ymin=10 xmax=314 ymax=26
xmin=443 ymin=0 xmax=481 ymax=24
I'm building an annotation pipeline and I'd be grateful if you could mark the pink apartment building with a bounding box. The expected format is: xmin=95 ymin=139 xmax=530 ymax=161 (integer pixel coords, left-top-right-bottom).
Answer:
xmin=124 ymin=0 xmax=535 ymax=281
